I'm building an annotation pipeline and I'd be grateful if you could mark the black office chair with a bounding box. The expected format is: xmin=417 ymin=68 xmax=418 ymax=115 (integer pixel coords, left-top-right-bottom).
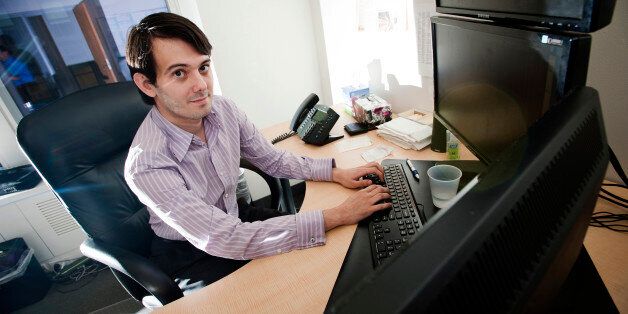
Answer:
xmin=16 ymin=81 xmax=286 ymax=306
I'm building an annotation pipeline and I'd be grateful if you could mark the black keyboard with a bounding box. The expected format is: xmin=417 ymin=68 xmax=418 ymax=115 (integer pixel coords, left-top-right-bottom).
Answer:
xmin=368 ymin=163 xmax=425 ymax=267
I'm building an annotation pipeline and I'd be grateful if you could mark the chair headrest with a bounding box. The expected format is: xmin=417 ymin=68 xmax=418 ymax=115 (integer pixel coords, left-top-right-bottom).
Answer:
xmin=17 ymin=81 xmax=150 ymax=187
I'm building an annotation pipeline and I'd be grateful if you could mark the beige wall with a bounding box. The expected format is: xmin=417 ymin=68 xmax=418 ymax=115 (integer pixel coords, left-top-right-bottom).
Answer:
xmin=586 ymin=1 xmax=628 ymax=183
xmin=195 ymin=0 xmax=324 ymax=129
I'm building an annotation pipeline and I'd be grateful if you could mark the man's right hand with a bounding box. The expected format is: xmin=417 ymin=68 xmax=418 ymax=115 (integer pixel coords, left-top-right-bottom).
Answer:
xmin=323 ymin=185 xmax=391 ymax=231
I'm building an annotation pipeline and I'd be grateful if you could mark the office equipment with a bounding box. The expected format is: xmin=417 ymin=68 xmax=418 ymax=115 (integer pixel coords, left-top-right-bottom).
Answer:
xmin=343 ymin=122 xmax=371 ymax=136
xmin=366 ymin=163 xmax=425 ymax=267
xmin=405 ymin=159 xmax=420 ymax=181
xmin=431 ymin=16 xmax=591 ymax=163
xmin=16 ymin=82 xmax=288 ymax=307
xmin=271 ymin=93 xmax=343 ymax=145
xmin=0 ymin=165 xmax=41 ymax=196
xmin=436 ymin=0 xmax=616 ymax=32
xmin=326 ymin=87 xmax=609 ymax=312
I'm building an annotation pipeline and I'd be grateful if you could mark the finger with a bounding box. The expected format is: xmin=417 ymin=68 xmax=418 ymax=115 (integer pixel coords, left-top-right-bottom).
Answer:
xmin=370 ymin=192 xmax=391 ymax=203
xmin=371 ymin=185 xmax=389 ymax=194
xmin=364 ymin=165 xmax=384 ymax=180
xmin=362 ymin=184 xmax=379 ymax=193
xmin=353 ymin=179 xmax=372 ymax=189
xmin=372 ymin=162 xmax=385 ymax=177
xmin=354 ymin=167 xmax=376 ymax=179
xmin=371 ymin=202 xmax=392 ymax=212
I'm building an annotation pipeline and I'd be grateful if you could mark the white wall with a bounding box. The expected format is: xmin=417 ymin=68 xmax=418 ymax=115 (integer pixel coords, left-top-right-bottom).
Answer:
xmin=586 ymin=1 xmax=628 ymax=183
xmin=195 ymin=0 xmax=324 ymax=129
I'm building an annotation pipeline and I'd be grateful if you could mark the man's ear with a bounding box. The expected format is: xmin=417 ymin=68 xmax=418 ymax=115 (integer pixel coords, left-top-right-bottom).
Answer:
xmin=132 ymin=73 xmax=157 ymax=98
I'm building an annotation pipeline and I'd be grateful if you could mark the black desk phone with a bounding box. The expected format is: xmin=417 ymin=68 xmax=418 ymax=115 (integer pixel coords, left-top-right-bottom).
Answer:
xmin=271 ymin=93 xmax=343 ymax=145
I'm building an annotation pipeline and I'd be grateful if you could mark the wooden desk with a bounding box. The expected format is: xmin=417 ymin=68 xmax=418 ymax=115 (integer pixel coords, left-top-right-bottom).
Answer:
xmin=157 ymin=113 xmax=626 ymax=313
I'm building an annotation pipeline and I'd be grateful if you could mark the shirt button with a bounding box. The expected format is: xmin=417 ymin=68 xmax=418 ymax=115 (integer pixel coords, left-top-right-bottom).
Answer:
xmin=225 ymin=193 xmax=229 ymax=198
xmin=310 ymin=237 xmax=316 ymax=243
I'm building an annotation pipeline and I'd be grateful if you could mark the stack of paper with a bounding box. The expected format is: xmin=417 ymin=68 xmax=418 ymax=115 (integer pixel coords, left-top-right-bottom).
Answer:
xmin=376 ymin=117 xmax=432 ymax=150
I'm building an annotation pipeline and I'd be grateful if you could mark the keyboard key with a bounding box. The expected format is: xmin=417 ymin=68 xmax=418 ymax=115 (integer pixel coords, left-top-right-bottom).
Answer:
xmin=387 ymin=246 xmax=394 ymax=251
xmin=394 ymin=239 xmax=401 ymax=244
xmin=408 ymin=229 xmax=415 ymax=235
xmin=386 ymin=240 xmax=393 ymax=245
xmin=384 ymin=228 xmax=390 ymax=233
xmin=400 ymin=230 xmax=407 ymax=236
xmin=395 ymin=245 xmax=402 ymax=250
xmin=375 ymin=234 xmax=384 ymax=240
xmin=399 ymin=225 xmax=405 ymax=230
xmin=376 ymin=242 xmax=386 ymax=252
xmin=378 ymin=253 xmax=387 ymax=259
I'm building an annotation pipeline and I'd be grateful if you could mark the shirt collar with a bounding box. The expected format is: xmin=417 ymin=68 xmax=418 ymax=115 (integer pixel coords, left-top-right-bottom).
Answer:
xmin=150 ymin=107 xmax=198 ymax=162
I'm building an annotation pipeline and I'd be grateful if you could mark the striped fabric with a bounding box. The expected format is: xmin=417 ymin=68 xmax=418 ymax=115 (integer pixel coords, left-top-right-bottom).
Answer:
xmin=124 ymin=96 xmax=333 ymax=260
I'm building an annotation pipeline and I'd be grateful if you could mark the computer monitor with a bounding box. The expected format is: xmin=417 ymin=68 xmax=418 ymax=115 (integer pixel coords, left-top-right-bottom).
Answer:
xmin=435 ymin=0 xmax=616 ymax=32
xmin=326 ymin=87 xmax=608 ymax=312
xmin=431 ymin=16 xmax=591 ymax=164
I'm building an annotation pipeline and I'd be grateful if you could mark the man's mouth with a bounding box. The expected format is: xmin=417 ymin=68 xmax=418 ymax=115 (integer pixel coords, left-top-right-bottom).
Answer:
xmin=190 ymin=95 xmax=209 ymax=104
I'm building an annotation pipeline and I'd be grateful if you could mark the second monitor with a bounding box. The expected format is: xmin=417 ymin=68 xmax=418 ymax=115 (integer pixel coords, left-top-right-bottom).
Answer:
xmin=431 ymin=16 xmax=591 ymax=164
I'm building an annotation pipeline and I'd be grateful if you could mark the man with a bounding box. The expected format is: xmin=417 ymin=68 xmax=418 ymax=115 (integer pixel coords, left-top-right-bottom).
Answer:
xmin=0 ymin=45 xmax=34 ymax=87
xmin=124 ymin=13 xmax=390 ymax=281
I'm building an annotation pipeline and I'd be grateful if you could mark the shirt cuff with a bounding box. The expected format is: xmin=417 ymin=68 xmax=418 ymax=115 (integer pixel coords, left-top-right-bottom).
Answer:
xmin=309 ymin=158 xmax=334 ymax=181
xmin=295 ymin=210 xmax=326 ymax=249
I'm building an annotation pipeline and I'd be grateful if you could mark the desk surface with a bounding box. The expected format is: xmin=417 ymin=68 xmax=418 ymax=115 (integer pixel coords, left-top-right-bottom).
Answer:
xmin=157 ymin=113 xmax=627 ymax=313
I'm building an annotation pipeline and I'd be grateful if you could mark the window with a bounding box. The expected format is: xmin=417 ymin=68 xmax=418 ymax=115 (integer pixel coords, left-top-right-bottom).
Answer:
xmin=319 ymin=0 xmax=436 ymax=113
xmin=0 ymin=0 xmax=168 ymax=119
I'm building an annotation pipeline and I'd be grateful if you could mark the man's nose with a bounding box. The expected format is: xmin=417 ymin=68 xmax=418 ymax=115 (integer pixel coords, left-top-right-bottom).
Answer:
xmin=191 ymin=71 xmax=208 ymax=92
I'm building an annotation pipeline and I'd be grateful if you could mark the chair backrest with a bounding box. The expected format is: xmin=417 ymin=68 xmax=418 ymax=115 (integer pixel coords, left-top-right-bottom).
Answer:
xmin=17 ymin=82 xmax=154 ymax=255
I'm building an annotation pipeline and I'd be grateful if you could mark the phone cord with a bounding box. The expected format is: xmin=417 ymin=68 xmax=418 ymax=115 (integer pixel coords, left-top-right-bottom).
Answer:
xmin=271 ymin=131 xmax=296 ymax=144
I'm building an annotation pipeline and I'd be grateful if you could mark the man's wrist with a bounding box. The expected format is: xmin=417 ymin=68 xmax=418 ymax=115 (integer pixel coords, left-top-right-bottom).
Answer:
xmin=323 ymin=207 xmax=343 ymax=231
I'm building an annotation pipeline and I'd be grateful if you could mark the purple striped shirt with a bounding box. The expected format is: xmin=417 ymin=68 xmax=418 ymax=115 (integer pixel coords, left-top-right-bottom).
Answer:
xmin=124 ymin=96 xmax=333 ymax=260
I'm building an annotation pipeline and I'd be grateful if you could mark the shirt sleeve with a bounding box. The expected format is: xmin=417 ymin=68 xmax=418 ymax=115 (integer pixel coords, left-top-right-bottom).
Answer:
xmin=234 ymin=104 xmax=334 ymax=181
xmin=125 ymin=150 xmax=326 ymax=260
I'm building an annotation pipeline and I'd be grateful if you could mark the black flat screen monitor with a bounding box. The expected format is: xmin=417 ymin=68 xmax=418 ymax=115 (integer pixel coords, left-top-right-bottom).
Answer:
xmin=436 ymin=0 xmax=616 ymax=32
xmin=327 ymin=86 xmax=609 ymax=312
xmin=432 ymin=16 xmax=591 ymax=164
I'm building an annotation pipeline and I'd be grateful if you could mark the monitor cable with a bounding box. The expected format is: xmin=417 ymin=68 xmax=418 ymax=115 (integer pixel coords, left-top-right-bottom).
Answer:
xmin=589 ymin=145 xmax=627 ymax=232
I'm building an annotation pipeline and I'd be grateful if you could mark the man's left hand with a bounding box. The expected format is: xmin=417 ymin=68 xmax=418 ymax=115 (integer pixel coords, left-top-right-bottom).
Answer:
xmin=332 ymin=162 xmax=385 ymax=189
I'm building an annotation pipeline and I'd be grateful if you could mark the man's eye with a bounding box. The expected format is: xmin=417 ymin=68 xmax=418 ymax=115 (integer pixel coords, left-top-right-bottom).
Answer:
xmin=199 ymin=65 xmax=209 ymax=72
xmin=174 ymin=70 xmax=184 ymax=77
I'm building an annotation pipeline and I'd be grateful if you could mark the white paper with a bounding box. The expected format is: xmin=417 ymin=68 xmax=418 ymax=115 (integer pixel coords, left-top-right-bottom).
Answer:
xmin=337 ymin=137 xmax=373 ymax=152
xmin=361 ymin=145 xmax=394 ymax=162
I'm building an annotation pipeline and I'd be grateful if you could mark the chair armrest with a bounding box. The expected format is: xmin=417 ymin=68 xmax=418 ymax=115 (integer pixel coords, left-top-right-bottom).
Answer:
xmin=239 ymin=159 xmax=282 ymax=210
xmin=80 ymin=237 xmax=183 ymax=305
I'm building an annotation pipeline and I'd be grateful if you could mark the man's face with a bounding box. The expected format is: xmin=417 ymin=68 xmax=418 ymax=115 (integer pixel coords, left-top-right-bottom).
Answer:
xmin=0 ymin=51 xmax=9 ymax=62
xmin=137 ymin=37 xmax=214 ymax=125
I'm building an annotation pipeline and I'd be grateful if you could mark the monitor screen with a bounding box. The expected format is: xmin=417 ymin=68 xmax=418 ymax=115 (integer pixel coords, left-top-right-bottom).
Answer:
xmin=432 ymin=16 xmax=590 ymax=163
xmin=327 ymin=86 xmax=609 ymax=313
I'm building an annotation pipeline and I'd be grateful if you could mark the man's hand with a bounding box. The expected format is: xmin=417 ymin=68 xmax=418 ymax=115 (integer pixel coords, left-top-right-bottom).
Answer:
xmin=332 ymin=162 xmax=385 ymax=189
xmin=322 ymin=185 xmax=391 ymax=230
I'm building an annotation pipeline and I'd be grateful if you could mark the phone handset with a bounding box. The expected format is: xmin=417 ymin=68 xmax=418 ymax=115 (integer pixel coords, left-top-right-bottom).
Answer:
xmin=271 ymin=93 xmax=343 ymax=145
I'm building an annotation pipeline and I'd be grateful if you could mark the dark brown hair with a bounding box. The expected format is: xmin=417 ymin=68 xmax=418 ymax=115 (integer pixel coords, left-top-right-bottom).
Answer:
xmin=126 ymin=12 xmax=212 ymax=105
